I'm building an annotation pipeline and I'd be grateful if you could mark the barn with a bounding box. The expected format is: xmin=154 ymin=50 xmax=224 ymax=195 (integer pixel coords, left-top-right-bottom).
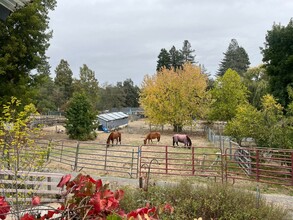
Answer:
xmin=97 ymin=112 xmax=129 ymax=132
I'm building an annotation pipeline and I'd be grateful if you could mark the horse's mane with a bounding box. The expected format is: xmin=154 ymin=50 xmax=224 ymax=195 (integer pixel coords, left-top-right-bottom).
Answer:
xmin=186 ymin=135 xmax=192 ymax=146
xmin=106 ymin=132 xmax=112 ymax=143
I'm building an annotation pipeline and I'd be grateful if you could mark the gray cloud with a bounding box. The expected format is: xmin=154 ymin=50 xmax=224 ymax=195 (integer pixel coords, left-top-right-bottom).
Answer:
xmin=47 ymin=0 xmax=293 ymax=86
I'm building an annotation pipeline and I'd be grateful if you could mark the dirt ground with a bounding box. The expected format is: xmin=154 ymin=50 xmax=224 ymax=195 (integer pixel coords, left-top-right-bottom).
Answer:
xmin=41 ymin=118 xmax=213 ymax=148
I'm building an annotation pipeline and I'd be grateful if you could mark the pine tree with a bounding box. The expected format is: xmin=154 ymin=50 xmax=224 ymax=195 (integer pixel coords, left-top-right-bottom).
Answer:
xmin=54 ymin=59 xmax=73 ymax=110
xmin=180 ymin=40 xmax=196 ymax=64
xmin=169 ymin=46 xmax=184 ymax=71
xmin=65 ymin=93 xmax=97 ymax=140
xmin=156 ymin=48 xmax=171 ymax=71
xmin=218 ymin=39 xmax=250 ymax=77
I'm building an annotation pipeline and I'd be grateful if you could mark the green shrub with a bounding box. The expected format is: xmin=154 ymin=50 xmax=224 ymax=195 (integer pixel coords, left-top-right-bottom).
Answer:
xmin=120 ymin=181 xmax=289 ymax=220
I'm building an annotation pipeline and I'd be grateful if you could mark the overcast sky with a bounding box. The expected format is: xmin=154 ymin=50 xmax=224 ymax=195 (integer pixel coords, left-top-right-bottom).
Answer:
xmin=47 ymin=0 xmax=293 ymax=86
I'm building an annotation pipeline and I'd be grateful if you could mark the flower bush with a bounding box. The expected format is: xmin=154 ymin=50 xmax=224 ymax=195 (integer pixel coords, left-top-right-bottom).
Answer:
xmin=0 ymin=174 xmax=173 ymax=220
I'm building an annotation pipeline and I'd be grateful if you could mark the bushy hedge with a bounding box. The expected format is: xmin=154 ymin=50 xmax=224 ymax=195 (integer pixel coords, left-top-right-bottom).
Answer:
xmin=120 ymin=181 xmax=289 ymax=220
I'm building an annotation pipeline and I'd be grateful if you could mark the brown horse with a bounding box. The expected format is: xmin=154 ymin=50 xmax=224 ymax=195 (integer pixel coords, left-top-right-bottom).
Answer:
xmin=144 ymin=131 xmax=161 ymax=145
xmin=106 ymin=131 xmax=121 ymax=147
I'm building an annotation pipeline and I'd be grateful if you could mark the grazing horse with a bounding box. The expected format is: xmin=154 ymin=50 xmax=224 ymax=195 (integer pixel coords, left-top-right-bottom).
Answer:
xmin=144 ymin=131 xmax=161 ymax=145
xmin=173 ymin=134 xmax=192 ymax=148
xmin=106 ymin=131 xmax=121 ymax=147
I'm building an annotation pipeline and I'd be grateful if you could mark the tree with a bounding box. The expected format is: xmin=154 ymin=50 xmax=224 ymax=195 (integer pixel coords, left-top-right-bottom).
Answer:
xmin=242 ymin=65 xmax=269 ymax=109
xmin=0 ymin=0 xmax=56 ymax=107
xmin=224 ymin=104 xmax=262 ymax=145
xmin=140 ymin=63 xmax=210 ymax=132
xmin=180 ymin=40 xmax=196 ymax=64
xmin=97 ymin=84 xmax=126 ymax=110
xmin=156 ymin=48 xmax=171 ymax=71
xmin=261 ymin=19 xmax=293 ymax=107
xmin=217 ymin=39 xmax=250 ymax=77
xmin=34 ymin=73 xmax=57 ymax=113
xmin=65 ymin=93 xmax=97 ymax=140
xmin=209 ymin=69 xmax=249 ymax=121
xmin=54 ymin=59 xmax=73 ymax=110
xmin=169 ymin=46 xmax=184 ymax=71
xmin=73 ymin=64 xmax=100 ymax=111
xmin=121 ymin=79 xmax=140 ymax=107
xmin=0 ymin=97 xmax=48 ymax=212
xmin=225 ymin=94 xmax=293 ymax=148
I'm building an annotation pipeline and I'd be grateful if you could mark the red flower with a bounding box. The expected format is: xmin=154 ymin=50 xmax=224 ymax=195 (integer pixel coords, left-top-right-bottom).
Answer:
xmin=114 ymin=189 xmax=124 ymax=201
xmin=0 ymin=197 xmax=10 ymax=220
xmin=57 ymin=174 xmax=71 ymax=188
xmin=103 ymin=189 xmax=114 ymax=198
xmin=20 ymin=213 xmax=35 ymax=220
xmin=164 ymin=203 xmax=174 ymax=214
xmin=96 ymin=179 xmax=102 ymax=191
xmin=31 ymin=196 xmax=40 ymax=206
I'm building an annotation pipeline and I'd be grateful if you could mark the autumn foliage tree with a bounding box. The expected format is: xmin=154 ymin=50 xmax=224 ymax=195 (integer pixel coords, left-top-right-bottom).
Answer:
xmin=140 ymin=63 xmax=210 ymax=132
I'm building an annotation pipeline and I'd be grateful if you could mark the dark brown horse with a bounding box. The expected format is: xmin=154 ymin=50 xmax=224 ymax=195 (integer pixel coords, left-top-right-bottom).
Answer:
xmin=173 ymin=134 xmax=192 ymax=149
xmin=144 ymin=131 xmax=161 ymax=145
xmin=106 ymin=131 xmax=121 ymax=147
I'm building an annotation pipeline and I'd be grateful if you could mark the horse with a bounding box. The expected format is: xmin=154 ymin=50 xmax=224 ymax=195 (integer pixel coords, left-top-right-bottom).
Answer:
xmin=172 ymin=134 xmax=192 ymax=149
xmin=144 ymin=131 xmax=161 ymax=145
xmin=106 ymin=131 xmax=121 ymax=147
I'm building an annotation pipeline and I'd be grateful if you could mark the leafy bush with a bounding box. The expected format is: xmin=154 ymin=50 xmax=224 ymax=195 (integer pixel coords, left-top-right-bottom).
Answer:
xmin=121 ymin=181 xmax=289 ymax=220
xmin=65 ymin=93 xmax=98 ymax=141
xmin=0 ymin=174 xmax=173 ymax=220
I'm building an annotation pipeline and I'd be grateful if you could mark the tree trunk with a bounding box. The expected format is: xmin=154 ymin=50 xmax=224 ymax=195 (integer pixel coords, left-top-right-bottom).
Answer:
xmin=173 ymin=124 xmax=183 ymax=132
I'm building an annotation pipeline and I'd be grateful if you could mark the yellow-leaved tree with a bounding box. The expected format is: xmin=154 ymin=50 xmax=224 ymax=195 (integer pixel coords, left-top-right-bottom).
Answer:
xmin=140 ymin=63 xmax=210 ymax=132
xmin=0 ymin=97 xmax=48 ymax=209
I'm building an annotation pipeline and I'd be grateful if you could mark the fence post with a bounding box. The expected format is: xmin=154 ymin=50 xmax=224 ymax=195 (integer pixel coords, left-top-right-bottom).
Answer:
xmin=104 ymin=146 xmax=108 ymax=171
xmin=256 ymin=150 xmax=260 ymax=182
xmin=165 ymin=145 xmax=168 ymax=174
xmin=291 ymin=152 xmax=293 ymax=186
xmin=192 ymin=147 xmax=195 ymax=175
xmin=138 ymin=146 xmax=142 ymax=178
xmin=73 ymin=142 xmax=80 ymax=172
xmin=130 ymin=149 xmax=134 ymax=178
xmin=229 ymin=140 xmax=232 ymax=160
xmin=60 ymin=141 xmax=64 ymax=162
xmin=46 ymin=139 xmax=52 ymax=161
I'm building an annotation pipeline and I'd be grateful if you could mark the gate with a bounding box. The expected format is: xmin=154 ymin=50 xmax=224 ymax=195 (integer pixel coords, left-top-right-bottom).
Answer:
xmin=139 ymin=145 xmax=224 ymax=181
xmin=49 ymin=141 xmax=140 ymax=178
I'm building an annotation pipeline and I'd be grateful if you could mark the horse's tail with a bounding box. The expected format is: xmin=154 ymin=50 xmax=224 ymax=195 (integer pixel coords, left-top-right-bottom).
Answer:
xmin=172 ymin=136 xmax=175 ymax=146
xmin=157 ymin=132 xmax=161 ymax=142
xmin=186 ymin=135 xmax=192 ymax=146
xmin=118 ymin=132 xmax=121 ymax=144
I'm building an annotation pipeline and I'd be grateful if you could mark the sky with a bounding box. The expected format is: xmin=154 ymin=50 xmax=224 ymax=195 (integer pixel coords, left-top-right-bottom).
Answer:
xmin=47 ymin=0 xmax=293 ymax=86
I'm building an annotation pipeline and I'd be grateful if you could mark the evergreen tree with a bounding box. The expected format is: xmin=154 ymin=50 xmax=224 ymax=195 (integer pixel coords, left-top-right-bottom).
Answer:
xmin=261 ymin=19 xmax=293 ymax=107
xmin=169 ymin=46 xmax=184 ymax=71
xmin=65 ymin=93 xmax=97 ymax=140
xmin=122 ymin=79 xmax=140 ymax=107
xmin=156 ymin=48 xmax=171 ymax=71
xmin=218 ymin=39 xmax=250 ymax=77
xmin=0 ymin=0 xmax=56 ymax=107
xmin=73 ymin=64 xmax=100 ymax=111
xmin=54 ymin=59 xmax=73 ymax=110
xmin=180 ymin=40 xmax=196 ymax=64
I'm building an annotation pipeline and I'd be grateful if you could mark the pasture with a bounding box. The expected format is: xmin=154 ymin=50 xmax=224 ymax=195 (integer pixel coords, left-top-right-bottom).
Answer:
xmin=40 ymin=119 xmax=293 ymax=193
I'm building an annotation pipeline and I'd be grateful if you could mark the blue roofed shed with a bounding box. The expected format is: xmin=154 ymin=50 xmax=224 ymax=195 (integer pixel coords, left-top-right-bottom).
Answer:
xmin=97 ymin=112 xmax=128 ymax=131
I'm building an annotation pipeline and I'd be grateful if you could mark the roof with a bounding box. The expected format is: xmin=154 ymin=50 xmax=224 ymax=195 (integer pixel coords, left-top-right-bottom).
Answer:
xmin=0 ymin=0 xmax=32 ymax=20
xmin=97 ymin=112 xmax=128 ymax=122
xmin=0 ymin=0 xmax=31 ymax=12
